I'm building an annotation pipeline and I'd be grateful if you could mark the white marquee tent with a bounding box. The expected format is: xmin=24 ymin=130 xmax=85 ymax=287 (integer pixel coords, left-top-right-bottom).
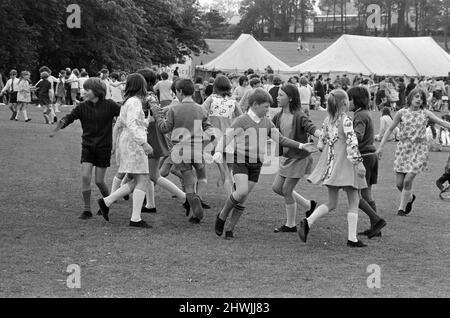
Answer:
xmin=197 ymin=33 xmax=294 ymax=74
xmin=293 ymin=35 xmax=450 ymax=77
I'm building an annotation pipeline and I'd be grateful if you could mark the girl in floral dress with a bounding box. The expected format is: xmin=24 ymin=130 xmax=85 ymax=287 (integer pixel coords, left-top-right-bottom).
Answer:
xmin=202 ymin=75 xmax=243 ymax=195
xmin=377 ymin=88 xmax=450 ymax=216
xmin=298 ymin=89 xmax=368 ymax=248
xmin=16 ymin=71 xmax=32 ymax=122
xmin=98 ymin=73 xmax=153 ymax=228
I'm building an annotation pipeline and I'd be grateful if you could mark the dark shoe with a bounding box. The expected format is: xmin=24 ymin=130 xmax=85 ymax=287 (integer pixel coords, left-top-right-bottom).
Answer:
xmin=79 ymin=211 xmax=93 ymax=220
xmin=25 ymin=119 xmax=31 ymax=122
xmin=97 ymin=198 xmax=110 ymax=221
xmin=215 ymin=214 xmax=225 ymax=236
xmin=123 ymin=195 xmax=130 ymax=201
xmin=405 ymin=194 xmax=416 ymax=214
xmin=358 ymin=229 xmax=382 ymax=237
xmin=141 ymin=206 xmax=157 ymax=213
xmin=347 ymin=240 xmax=367 ymax=247
xmin=189 ymin=217 xmax=201 ymax=224
xmin=225 ymin=231 xmax=234 ymax=240
xmin=436 ymin=180 xmax=445 ymax=192
xmin=367 ymin=219 xmax=387 ymax=239
xmin=298 ymin=218 xmax=309 ymax=243
xmin=201 ymin=200 xmax=211 ymax=209
xmin=53 ymin=116 xmax=58 ymax=123
xmin=398 ymin=210 xmax=407 ymax=216
xmin=187 ymin=193 xmax=204 ymax=221
xmin=183 ymin=199 xmax=190 ymax=216
xmin=129 ymin=220 xmax=151 ymax=228
xmin=305 ymin=200 xmax=317 ymax=218
xmin=274 ymin=225 xmax=297 ymax=233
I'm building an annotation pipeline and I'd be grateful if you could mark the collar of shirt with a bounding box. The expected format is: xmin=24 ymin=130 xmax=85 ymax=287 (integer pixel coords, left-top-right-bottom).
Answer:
xmin=248 ymin=108 xmax=261 ymax=124
xmin=181 ymin=97 xmax=195 ymax=103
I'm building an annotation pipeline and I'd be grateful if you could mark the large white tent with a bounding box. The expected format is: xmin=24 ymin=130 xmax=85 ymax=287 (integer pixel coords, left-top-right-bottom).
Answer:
xmin=197 ymin=34 xmax=294 ymax=74
xmin=293 ymin=35 xmax=450 ymax=77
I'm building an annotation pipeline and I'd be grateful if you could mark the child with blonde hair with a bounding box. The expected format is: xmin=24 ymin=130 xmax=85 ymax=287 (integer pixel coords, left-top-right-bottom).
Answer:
xmin=299 ymin=89 xmax=368 ymax=248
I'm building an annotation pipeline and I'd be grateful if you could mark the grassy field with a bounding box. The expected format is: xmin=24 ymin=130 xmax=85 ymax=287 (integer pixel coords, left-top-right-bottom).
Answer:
xmin=0 ymin=105 xmax=449 ymax=298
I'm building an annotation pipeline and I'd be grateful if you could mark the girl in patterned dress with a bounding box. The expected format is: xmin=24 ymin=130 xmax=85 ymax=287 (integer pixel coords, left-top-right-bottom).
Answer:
xmin=98 ymin=73 xmax=153 ymax=228
xmin=202 ymin=75 xmax=243 ymax=195
xmin=299 ymin=89 xmax=368 ymax=248
xmin=377 ymin=88 xmax=450 ymax=216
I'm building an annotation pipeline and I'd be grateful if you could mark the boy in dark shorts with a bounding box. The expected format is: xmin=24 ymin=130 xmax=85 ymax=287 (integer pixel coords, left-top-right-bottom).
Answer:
xmin=50 ymin=78 xmax=121 ymax=219
xmin=213 ymin=88 xmax=317 ymax=239
xmin=348 ymin=86 xmax=387 ymax=238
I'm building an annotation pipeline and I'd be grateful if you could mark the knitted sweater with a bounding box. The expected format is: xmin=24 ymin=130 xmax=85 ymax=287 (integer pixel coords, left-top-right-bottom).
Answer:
xmin=216 ymin=113 xmax=300 ymax=163
xmin=272 ymin=110 xmax=317 ymax=159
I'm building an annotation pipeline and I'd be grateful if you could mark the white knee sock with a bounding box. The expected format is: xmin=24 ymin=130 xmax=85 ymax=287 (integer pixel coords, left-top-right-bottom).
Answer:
xmin=347 ymin=211 xmax=359 ymax=242
xmin=111 ymin=176 xmax=123 ymax=193
xmin=293 ymin=191 xmax=311 ymax=210
xmin=104 ymin=183 xmax=132 ymax=207
xmin=23 ymin=110 xmax=28 ymax=120
xmin=399 ymin=189 xmax=412 ymax=211
xmin=285 ymin=203 xmax=297 ymax=227
xmin=306 ymin=204 xmax=329 ymax=226
xmin=131 ymin=189 xmax=146 ymax=222
xmin=146 ymin=181 xmax=155 ymax=209
xmin=156 ymin=177 xmax=185 ymax=201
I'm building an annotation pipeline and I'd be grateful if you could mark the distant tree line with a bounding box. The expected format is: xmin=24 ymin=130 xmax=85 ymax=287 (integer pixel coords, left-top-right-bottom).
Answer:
xmin=0 ymin=0 xmax=209 ymax=76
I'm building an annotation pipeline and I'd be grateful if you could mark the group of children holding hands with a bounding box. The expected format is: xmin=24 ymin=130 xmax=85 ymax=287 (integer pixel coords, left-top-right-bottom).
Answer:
xmin=47 ymin=69 xmax=450 ymax=247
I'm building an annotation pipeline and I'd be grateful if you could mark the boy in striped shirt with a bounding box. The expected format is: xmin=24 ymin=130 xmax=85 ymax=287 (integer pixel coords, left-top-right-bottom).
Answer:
xmin=213 ymin=88 xmax=317 ymax=239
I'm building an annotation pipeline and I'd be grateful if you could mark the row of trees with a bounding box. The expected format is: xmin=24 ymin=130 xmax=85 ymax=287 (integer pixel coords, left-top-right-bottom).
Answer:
xmin=0 ymin=0 xmax=209 ymax=76
xmin=236 ymin=0 xmax=449 ymax=49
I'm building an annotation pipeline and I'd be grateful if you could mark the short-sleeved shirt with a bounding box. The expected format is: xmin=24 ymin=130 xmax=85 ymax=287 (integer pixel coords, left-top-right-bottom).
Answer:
xmin=154 ymin=80 xmax=173 ymax=102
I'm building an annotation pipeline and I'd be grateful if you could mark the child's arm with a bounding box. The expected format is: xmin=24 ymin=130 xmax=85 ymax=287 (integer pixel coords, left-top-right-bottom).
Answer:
xmin=269 ymin=126 xmax=317 ymax=153
xmin=201 ymin=95 xmax=213 ymax=114
xmin=50 ymin=104 xmax=81 ymax=137
xmin=377 ymin=110 xmax=403 ymax=157
xmin=342 ymin=116 xmax=363 ymax=165
xmin=151 ymin=105 xmax=175 ymax=134
xmin=233 ymin=100 xmax=244 ymax=118
xmin=300 ymin=114 xmax=320 ymax=138
xmin=352 ymin=114 xmax=367 ymax=144
xmin=425 ymin=110 xmax=450 ymax=130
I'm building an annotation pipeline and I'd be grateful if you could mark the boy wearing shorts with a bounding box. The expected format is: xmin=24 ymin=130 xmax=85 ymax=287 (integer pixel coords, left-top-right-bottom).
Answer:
xmin=50 ymin=78 xmax=121 ymax=219
xmin=151 ymin=79 xmax=214 ymax=223
xmin=213 ymin=88 xmax=317 ymax=239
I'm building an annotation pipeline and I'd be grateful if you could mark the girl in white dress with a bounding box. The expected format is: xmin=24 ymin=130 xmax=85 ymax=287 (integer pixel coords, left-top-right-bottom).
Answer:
xmin=98 ymin=74 xmax=153 ymax=228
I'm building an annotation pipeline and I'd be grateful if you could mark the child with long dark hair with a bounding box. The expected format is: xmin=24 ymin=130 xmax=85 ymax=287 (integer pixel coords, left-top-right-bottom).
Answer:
xmin=299 ymin=89 xmax=368 ymax=247
xmin=271 ymin=83 xmax=320 ymax=233
xmin=377 ymin=88 xmax=450 ymax=216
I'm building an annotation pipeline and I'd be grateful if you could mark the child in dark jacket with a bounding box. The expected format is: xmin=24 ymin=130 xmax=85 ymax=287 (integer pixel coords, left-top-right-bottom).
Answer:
xmin=271 ymin=84 xmax=321 ymax=233
xmin=348 ymin=86 xmax=386 ymax=238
